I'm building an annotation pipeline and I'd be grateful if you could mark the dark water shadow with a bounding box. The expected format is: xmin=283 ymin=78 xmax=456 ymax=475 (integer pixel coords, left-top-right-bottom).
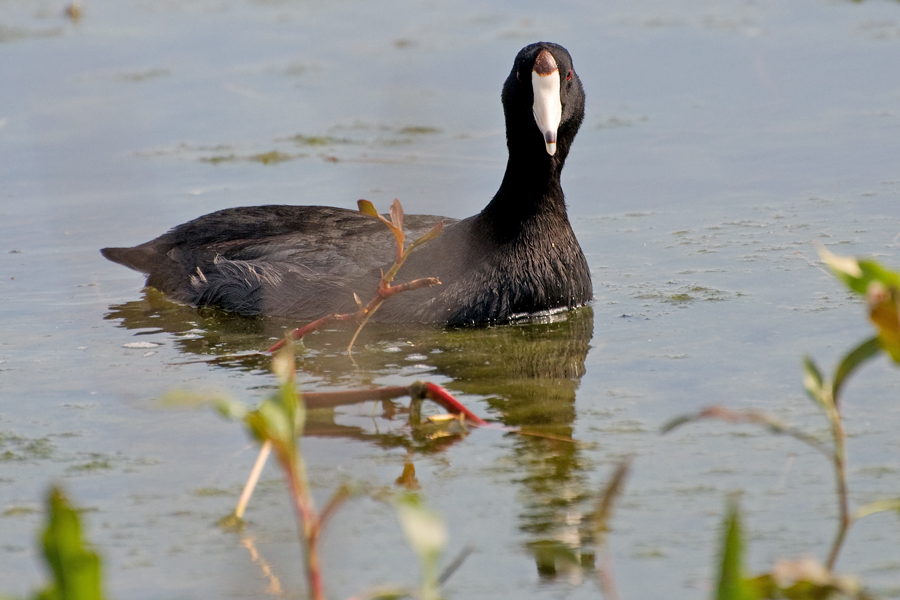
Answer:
xmin=104 ymin=290 xmax=599 ymax=579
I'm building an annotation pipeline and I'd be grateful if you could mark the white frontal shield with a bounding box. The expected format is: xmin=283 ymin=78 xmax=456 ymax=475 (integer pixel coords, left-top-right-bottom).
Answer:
xmin=532 ymin=66 xmax=562 ymax=156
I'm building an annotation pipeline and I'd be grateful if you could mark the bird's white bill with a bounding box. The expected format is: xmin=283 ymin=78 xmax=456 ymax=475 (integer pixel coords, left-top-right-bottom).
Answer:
xmin=532 ymin=69 xmax=562 ymax=156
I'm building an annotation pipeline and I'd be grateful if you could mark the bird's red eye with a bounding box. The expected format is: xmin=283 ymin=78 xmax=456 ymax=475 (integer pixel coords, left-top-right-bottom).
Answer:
xmin=566 ymin=70 xmax=573 ymax=81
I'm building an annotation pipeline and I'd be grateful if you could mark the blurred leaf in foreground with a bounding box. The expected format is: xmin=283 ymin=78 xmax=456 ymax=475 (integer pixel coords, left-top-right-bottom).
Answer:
xmin=746 ymin=556 xmax=871 ymax=600
xmin=867 ymin=280 xmax=900 ymax=362
xmin=715 ymin=498 xmax=756 ymax=600
xmin=34 ymin=486 xmax=105 ymax=600
xmin=395 ymin=492 xmax=447 ymax=600
xmin=820 ymin=248 xmax=900 ymax=363
xmin=244 ymin=341 xmax=303 ymax=453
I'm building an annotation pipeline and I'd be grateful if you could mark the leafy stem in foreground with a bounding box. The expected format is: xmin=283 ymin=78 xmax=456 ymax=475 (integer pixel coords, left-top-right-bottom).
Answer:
xmin=214 ymin=340 xmax=468 ymax=600
xmin=236 ymin=340 xmax=331 ymax=600
xmin=666 ymin=251 xmax=900 ymax=580
xmin=661 ymin=406 xmax=831 ymax=459
xmin=715 ymin=496 xmax=754 ymax=600
xmin=35 ymin=487 xmax=105 ymax=600
xmin=713 ymin=498 xmax=872 ymax=600
xmin=395 ymin=493 xmax=447 ymax=600
xmin=819 ymin=247 xmax=900 ymax=363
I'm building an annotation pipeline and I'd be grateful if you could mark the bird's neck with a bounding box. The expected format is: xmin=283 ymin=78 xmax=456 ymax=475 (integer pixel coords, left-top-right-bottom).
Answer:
xmin=479 ymin=146 xmax=569 ymax=241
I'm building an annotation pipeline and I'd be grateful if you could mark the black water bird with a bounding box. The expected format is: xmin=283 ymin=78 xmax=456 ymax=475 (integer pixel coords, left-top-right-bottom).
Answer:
xmin=102 ymin=42 xmax=592 ymax=326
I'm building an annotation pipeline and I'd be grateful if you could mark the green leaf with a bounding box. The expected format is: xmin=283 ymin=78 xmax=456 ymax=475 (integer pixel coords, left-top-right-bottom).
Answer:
xmin=819 ymin=249 xmax=900 ymax=363
xmin=37 ymin=487 xmax=105 ymax=600
xmin=819 ymin=248 xmax=866 ymax=294
xmin=396 ymin=493 xmax=446 ymax=560
xmin=749 ymin=557 xmax=865 ymax=599
xmin=820 ymin=248 xmax=900 ymax=293
xmin=357 ymin=199 xmax=379 ymax=218
xmin=359 ymin=199 xmax=406 ymax=256
xmin=852 ymin=498 xmax=900 ymax=521
xmin=867 ymin=281 xmax=900 ymax=363
xmin=214 ymin=398 xmax=249 ymax=421
xmin=272 ymin=345 xmax=295 ymax=386
xmin=386 ymin=212 xmax=405 ymax=255
xmin=832 ymin=336 xmax=881 ymax=404
xmin=408 ymin=221 xmax=444 ymax=252
xmin=157 ymin=388 xmax=235 ymax=409
xmin=715 ymin=498 xmax=757 ymax=600
xmin=245 ymin=398 xmax=295 ymax=448
xmin=272 ymin=342 xmax=304 ymax=439
xmin=819 ymin=248 xmax=900 ymax=293
xmin=363 ymin=592 xmax=409 ymax=600
xmin=659 ymin=413 xmax=695 ymax=435
xmin=395 ymin=492 xmax=446 ymax=600
xmin=857 ymin=258 xmax=900 ymax=292
xmin=801 ymin=356 xmax=829 ymax=410
xmin=389 ymin=198 xmax=404 ymax=233
xmin=359 ymin=589 xmax=410 ymax=600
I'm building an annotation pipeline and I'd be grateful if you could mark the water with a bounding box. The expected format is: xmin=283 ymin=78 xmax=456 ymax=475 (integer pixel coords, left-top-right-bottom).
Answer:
xmin=2 ymin=0 xmax=900 ymax=598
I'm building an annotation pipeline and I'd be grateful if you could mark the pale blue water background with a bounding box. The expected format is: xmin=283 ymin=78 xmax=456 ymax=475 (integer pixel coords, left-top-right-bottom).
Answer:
xmin=2 ymin=0 xmax=900 ymax=598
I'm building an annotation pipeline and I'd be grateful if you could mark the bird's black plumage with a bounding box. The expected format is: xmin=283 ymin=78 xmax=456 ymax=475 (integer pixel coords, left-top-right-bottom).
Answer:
xmin=102 ymin=42 xmax=592 ymax=326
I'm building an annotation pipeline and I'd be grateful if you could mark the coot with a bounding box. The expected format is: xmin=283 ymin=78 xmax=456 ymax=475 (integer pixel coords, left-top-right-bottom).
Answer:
xmin=102 ymin=42 xmax=592 ymax=326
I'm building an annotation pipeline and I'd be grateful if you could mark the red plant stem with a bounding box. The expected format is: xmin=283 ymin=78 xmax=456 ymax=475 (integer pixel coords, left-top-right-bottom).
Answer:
xmin=277 ymin=449 xmax=325 ymax=600
xmin=420 ymin=382 xmax=487 ymax=426
xmin=266 ymin=312 xmax=357 ymax=353
xmin=380 ymin=277 xmax=441 ymax=298
xmin=304 ymin=382 xmax=486 ymax=426
xmin=265 ymin=277 xmax=440 ymax=354
xmin=265 ymin=201 xmax=442 ymax=355
xmin=318 ymin=487 xmax=351 ymax=531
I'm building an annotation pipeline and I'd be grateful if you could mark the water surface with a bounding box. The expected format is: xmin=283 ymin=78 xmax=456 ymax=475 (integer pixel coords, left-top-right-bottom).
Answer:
xmin=2 ymin=0 xmax=900 ymax=598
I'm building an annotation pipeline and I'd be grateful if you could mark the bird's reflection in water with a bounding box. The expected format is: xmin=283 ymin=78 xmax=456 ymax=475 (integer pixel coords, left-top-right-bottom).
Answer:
xmin=416 ymin=309 xmax=599 ymax=581
xmin=105 ymin=290 xmax=599 ymax=580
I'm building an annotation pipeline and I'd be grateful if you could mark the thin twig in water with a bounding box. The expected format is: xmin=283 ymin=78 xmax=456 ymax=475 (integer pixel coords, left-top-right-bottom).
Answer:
xmin=592 ymin=458 xmax=632 ymax=600
xmin=267 ymin=198 xmax=443 ymax=356
xmin=661 ymin=405 xmax=832 ymax=459
xmin=178 ymin=198 xmax=441 ymax=365
xmin=439 ymin=544 xmax=475 ymax=585
xmin=235 ymin=440 xmax=272 ymax=520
